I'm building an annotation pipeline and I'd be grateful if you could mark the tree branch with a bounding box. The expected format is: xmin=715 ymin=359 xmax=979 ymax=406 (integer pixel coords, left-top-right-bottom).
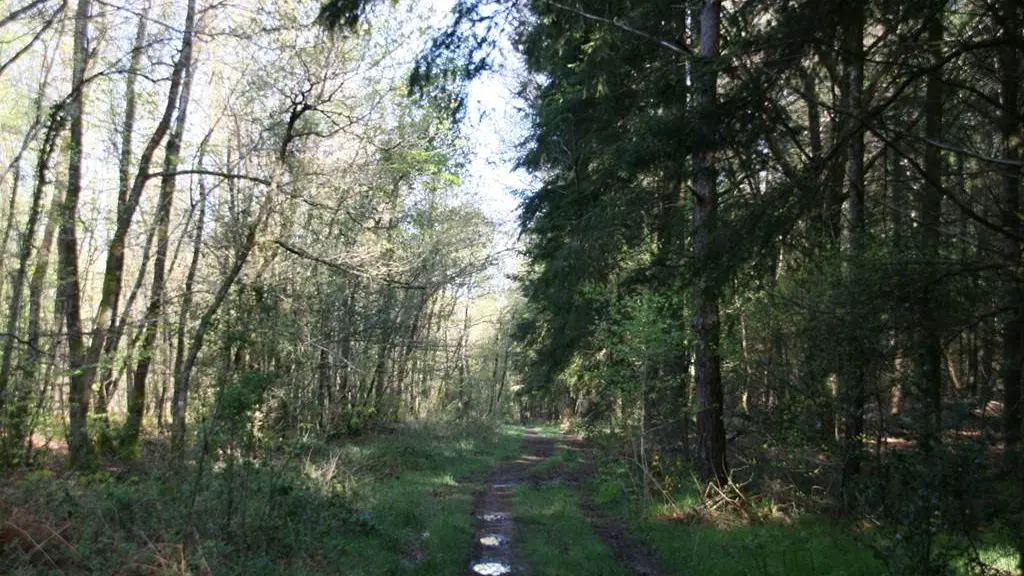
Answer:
xmin=144 ymin=169 xmax=271 ymax=186
xmin=542 ymin=0 xmax=692 ymax=57
xmin=274 ymin=240 xmax=427 ymax=290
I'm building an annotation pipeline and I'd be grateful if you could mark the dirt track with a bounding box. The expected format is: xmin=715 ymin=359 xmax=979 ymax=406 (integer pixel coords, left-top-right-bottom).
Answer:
xmin=465 ymin=430 xmax=666 ymax=576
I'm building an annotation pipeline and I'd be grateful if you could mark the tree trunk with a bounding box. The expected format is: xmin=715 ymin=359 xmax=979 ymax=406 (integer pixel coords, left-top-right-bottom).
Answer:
xmin=917 ymin=4 xmax=944 ymax=451
xmin=0 ymin=105 xmax=65 ymax=432
xmin=82 ymin=0 xmax=190 ymax=408
xmin=839 ymin=0 xmax=866 ymax=505
xmin=171 ymin=100 xmax=309 ymax=457
xmin=994 ymin=1 xmax=1023 ymax=567
xmin=124 ymin=0 xmax=195 ymax=447
xmin=95 ymin=3 xmax=150 ymax=416
xmin=0 ymin=165 xmax=19 ymax=306
xmin=170 ymin=152 xmax=206 ymax=435
xmin=58 ymin=0 xmax=95 ymax=467
xmin=339 ymin=291 xmax=354 ymax=411
xmin=998 ymin=0 xmax=1022 ymax=468
xmin=691 ymin=0 xmax=728 ymax=485
xmin=24 ymin=176 xmax=62 ymax=393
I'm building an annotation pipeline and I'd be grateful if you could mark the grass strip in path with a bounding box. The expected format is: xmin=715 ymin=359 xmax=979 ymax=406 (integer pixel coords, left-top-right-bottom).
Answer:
xmin=514 ymin=482 xmax=632 ymax=576
xmin=465 ymin=428 xmax=559 ymax=575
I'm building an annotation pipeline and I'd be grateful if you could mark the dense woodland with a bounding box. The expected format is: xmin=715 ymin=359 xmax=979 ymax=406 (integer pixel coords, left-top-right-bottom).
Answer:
xmin=0 ymin=0 xmax=519 ymax=467
xmin=493 ymin=0 xmax=1024 ymax=572
xmin=0 ymin=0 xmax=1023 ymax=573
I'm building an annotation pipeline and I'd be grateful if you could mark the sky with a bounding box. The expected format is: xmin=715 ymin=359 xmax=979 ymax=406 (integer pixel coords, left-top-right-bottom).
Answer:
xmin=426 ymin=0 xmax=533 ymax=293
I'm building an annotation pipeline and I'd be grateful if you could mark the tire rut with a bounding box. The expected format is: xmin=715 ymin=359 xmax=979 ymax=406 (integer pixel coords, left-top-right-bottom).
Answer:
xmin=465 ymin=431 xmax=665 ymax=576
xmin=465 ymin=429 xmax=557 ymax=576
xmin=579 ymin=490 xmax=667 ymax=576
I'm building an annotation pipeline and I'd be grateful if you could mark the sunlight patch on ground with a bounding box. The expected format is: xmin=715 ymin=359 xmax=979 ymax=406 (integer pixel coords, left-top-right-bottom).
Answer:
xmin=974 ymin=543 xmax=1019 ymax=573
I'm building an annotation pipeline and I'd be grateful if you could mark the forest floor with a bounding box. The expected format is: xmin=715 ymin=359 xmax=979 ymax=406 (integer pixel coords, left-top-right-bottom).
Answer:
xmin=2 ymin=422 xmax=1021 ymax=575
xmin=467 ymin=427 xmax=1019 ymax=576
xmin=463 ymin=428 xmax=663 ymax=575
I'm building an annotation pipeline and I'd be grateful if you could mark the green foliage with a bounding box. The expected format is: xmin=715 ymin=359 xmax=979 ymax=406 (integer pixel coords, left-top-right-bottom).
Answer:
xmin=0 ymin=422 xmax=521 ymax=575
xmin=640 ymin=518 xmax=883 ymax=576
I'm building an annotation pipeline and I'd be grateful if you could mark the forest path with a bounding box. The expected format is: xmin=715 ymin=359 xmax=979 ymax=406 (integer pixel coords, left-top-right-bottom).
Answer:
xmin=465 ymin=428 xmax=666 ymax=576
xmin=466 ymin=429 xmax=556 ymax=575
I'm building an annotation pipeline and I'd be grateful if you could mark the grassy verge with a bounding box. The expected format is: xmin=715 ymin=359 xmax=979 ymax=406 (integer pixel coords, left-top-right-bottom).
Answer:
xmin=585 ymin=460 xmax=884 ymax=576
xmin=586 ymin=453 xmax=1019 ymax=576
xmin=1 ymin=420 xmax=522 ymax=575
xmin=628 ymin=512 xmax=882 ymax=576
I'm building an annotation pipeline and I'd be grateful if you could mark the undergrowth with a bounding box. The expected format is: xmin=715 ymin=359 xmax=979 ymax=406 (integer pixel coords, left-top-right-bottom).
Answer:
xmin=584 ymin=430 xmax=1020 ymax=576
xmin=0 ymin=419 xmax=520 ymax=575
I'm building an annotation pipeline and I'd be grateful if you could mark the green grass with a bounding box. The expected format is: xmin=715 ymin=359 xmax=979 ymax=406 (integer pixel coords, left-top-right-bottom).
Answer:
xmin=519 ymin=422 xmax=564 ymax=438
xmin=513 ymin=483 xmax=631 ymax=576
xmin=631 ymin=516 xmax=882 ymax=576
xmin=529 ymin=441 xmax=585 ymax=478
xmin=968 ymin=540 xmax=1021 ymax=574
xmin=584 ymin=456 xmax=1020 ymax=576
xmin=328 ymin=424 xmax=523 ymax=575
xmin=1 ymin=421 xmax=524 ymax=575
xmin=583 ymin=453 xmax=884 ymax=576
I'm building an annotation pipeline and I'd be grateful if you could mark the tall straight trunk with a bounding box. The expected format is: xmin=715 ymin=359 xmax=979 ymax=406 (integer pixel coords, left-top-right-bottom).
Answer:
xmin=416 ymin=293 xmax=436 ymax=413
xmin=491 ymin=337 xmax=512 ymax=417
xmin=393 ymin=299 xmax=424 ymax=419
xmin=124 ymin=0 xmax=196 ymax=446
xmin=317 ymin=345 xmax=330 ymax=428
xmin=58 ymin=0 xmax=94 ymax=466
xmin=996 ymin=8 xmax=1022 ymax=569
xmin=458 ymin=303 xmax=471 ymax=413
xmin=917 ymin=4 xmax=944 ymax=451
xmin=889 ymin=150 xmax=908 ymax=414
xmin=82 ymin=0 xmax=190 ymax=402
xmin=0 ymin=105 xmax=64 ymax=425
xmin=372 ymin=288 xmax=396 ymax=415
xmin=691 ymin=0 xmax=727 ymax=485
xmin=839 ymin=0 xmax=866 ymax=503
xmin=806 ymin=70 xmax=821 ymax=161
xmin=95 ymin=3 xmax=149 ymax=415
xmin=0 ymin=164 xmax=19 ymax=306
xmin=371 ymin=341 xmax=389 ymax=413
xmin=487 ymin=332 xmax=501 ymax=415
xmin=998 ymin=0 xmax=1022 ymax=466
xmin=338 ymin=291 xmax=353 ymax=409
xmin=24 ymin=181 xmax=62 ymax=387
xmin=824 ymin=77 xmax=848 ymax=247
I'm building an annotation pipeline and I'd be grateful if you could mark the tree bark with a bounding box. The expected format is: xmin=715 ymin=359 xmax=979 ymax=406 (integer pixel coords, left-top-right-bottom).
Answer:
xmin=996 ymin=10 xmax=1022 ymax=570
xmin=917 ymin=3 xmax=944 ymax=452
xmin=58 ymin=0 xmax=94 ymax=467
xmin=82 ymin=0 xmax=190 ymax=406
xmin=170 ymin=151 xmax=207 ymax=434
xmin=170 ymin=100 xmax=310 ymax=457
xmin=691 ymin=0 xmax=728 ymax=485
xmin=0 ymin=104 xmax=65 ymax=432
xmin=95 ymin=2 xmax=150 ymax=416
xmin=838 ymin=0 xmax=866 ymax=505
xmin=996 ymin=0 xmax=1023 ymax=566
xmin=124 ymin=0 xmax=196 ymax=447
